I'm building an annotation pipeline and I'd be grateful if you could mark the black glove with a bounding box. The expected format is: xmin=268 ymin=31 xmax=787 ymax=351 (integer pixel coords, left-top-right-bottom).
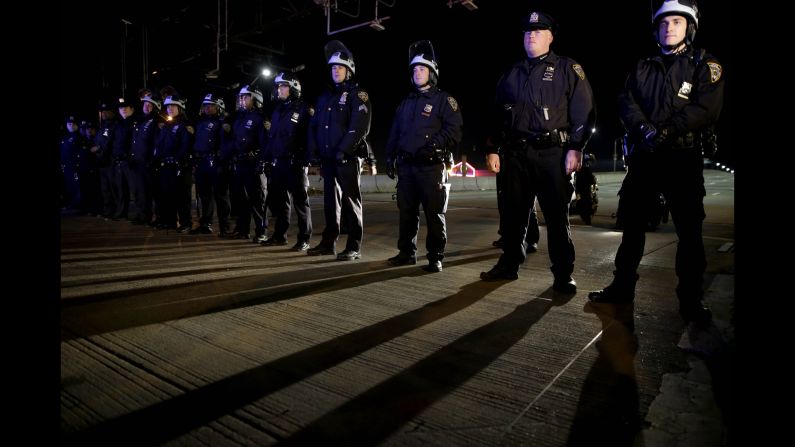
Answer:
xmin=386 ymin=158 xmax=396 ymax=180
xmin=335 ymin=151 xmax=347 ymax=164
xmin=638 ymin=122 xmax=669 ymax=149
xmin=418 ymin=141 xmax=444 ymax=160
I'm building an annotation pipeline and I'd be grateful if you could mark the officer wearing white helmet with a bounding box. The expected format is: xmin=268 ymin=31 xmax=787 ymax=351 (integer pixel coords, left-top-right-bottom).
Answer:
xmin=153 ymin=94 xmax=194 ymax=232
xmin=385 ymin=40 xmax=463 ymax=273
xmin=262 ymin=72 xmax=314 ymax=250
xmin=307 ymin=40 xmax=373 ymax=261
xmin=481 ymin=11 xmax=595 ymax=294
xmin=589 ymin=0 xmax=724 ymax=328
xmin=229 ymin=84 xmax=269 ymax=242
xmin=191 ymin=93 xmax=232 ymax=235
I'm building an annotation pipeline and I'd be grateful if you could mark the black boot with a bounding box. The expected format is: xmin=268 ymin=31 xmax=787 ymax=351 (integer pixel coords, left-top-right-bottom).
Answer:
xmin=588 ymin=272 xmax=638 ymax=303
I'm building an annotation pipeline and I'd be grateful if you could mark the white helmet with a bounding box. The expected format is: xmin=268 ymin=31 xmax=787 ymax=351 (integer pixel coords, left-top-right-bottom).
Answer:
xmin=653 ymin=0 xmax=699 ymax=44
xmin=201 ymin=93 xmax=225 ymax=112
xmin=274 ymin=72 xmax=302 ymax=98
xmin=163 ymin=95 xmax=186 ymax=109
xmin=141 ymin=94 xmax=162 ymax=110
xmin=325 ymin=40 xmax=356 ymax=77
xmin=238 ymin=85 xmax=264 ymax=107
xmin=409 ymin=40 xmax=440 ymax=86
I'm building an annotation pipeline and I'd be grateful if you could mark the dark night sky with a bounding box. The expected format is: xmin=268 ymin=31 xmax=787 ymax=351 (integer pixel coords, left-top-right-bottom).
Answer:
xmin=60 ymin=0 xmax=733 ymax=166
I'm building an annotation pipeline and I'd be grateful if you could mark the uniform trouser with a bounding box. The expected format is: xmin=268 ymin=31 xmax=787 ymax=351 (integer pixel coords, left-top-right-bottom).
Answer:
xmin=269 ymin=163 xmax=312 ymax=242
xmin=128 ymin=162 xmax=152 ymax=222
xmin=78 ymin=169 xmax=101 ymax=214
xmin=62 ymin=166 xmax=81 ymax=209
xmin=497 ymin=167 xmax=539 ymax=244
xmin=99 ymin=165 xmax=115 ymax=217
xmin=231 ymin=161 xmax=267 ymax=236
xmin=396 ymin=161 xmax=450 ymax=262
xmin=320 ymin=158 xmax=363 ymax=252
xmin=195 ymin=159 xmax=220 ymax=227
xmin=112 ymin=160 xmax=131 ymax=219
xmin=214 ymin=165 xmax=232 ymax=232
xmin=613 ymin=148 xmax=706 ymax=304
xmin=158 ymin=165 xmax=185 ymax=228
xmin=499 ymin=145 xmax=575 ymax=278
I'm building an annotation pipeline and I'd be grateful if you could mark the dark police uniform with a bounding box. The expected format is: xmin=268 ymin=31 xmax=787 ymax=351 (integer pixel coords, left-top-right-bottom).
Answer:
xmin=385 ymin=85 xmax=462 ymax=269
xmin=231 ymin=108 xmax=268 ymax=240
xmin=94 ymin=106 xmax=116 ymax=218
xmin=153 ymin=114 xmax=192 ymax=230
xmin=129 ymin=109 xmax=159 ymax=224
xmin=111 ymin=102 xmax=136 ymax=220
xmin=308 ymin=80 xmax=372 ymax=257
xmin=192 ymin=112 xmax=229 ymax=233
xmin=590 ymin=46 xmax=724 ymax=321
xmin=483 ymin=50 xmax=595 ymax=285
xmin=60 ymin=119 xmax=82 ymax=209
xmin=265 ymin=96 xmax=313 ymax=247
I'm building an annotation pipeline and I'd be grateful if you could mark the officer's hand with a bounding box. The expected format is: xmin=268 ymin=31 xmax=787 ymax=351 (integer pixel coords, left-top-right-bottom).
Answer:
xmin=386 ymin=158 xmax=396 ymax=180
xmin=486 ymin=153 xmax=500 ymax=173
xmin=648 ymin=126 xmax=669 ymax=148
xmin=335 ymin=151 xmax=347 ymax=164
xmin=565 ymin=150 xmax=582 ymax=176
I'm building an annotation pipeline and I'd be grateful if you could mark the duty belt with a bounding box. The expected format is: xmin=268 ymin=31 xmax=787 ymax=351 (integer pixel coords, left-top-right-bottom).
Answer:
xmin=396 ymin=150 xmax=444 ymax=165
xmin=511 ymin=129 xmax=569 ymax=150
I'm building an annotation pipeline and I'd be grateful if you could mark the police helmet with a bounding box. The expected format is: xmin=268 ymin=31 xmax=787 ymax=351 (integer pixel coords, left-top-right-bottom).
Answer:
xmin=238 ymin=85 xmax=264 ymax=108
xmin=653 ymin=0 xmax=699 ymax=45
xmin=408 ymin=40 xmax=440 ymax=86
xmin=274 ymin=72 xmax=302 ymax=99
xmin=324 ymin=40 xmax=356 ymax=78
xmin=163 ymin=95 xmax=186 ymax=109
xmin=201 ymin=93 xmax=225 ymax=112
xmin=141 ymin=94 xmax=162 ymax=110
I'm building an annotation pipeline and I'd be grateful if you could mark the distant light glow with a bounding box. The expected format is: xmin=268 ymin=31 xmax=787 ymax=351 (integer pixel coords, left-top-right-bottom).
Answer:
xmin=261 ymin=68 xmax=273 ymax=77
xmin=591 ymin=127 xmax=597 ymax=133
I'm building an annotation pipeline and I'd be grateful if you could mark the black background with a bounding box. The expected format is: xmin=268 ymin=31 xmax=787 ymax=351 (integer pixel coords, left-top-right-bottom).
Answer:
xmin=60 ymin=0 xmax=733 ymax=167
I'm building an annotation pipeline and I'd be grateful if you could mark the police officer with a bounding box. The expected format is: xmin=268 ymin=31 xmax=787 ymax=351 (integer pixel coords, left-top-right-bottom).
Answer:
xmin=78 ymin=120 xmax=101 ymax=215
xmin=129 ymin=94 xmax=161 ymax=225
xmin=385 ymin=40 xmax=463 ymax=273
xmin=588 ymin=0 xmax=723 ymax=326
xmin=480 ymin=11 xmax=595 ymax=293
xmin=60 ymin=116 xmax=82 ymax=210
xmin=262 ymin=72 xmax=313 ymax=250
xmin=93 ymin=102 xmax=117 ymax=219
xmin=110 ymin=97 xmax=136 ymax=220
xmin=307 ymin=40 xmax=373 ymax=260
xmin=191 ymin=93 xmax=230 ymax=234
xmin=230 ymin=85 xmax=269 ymax=242
xmin=153 ymin=95 xmax=193 ymax=231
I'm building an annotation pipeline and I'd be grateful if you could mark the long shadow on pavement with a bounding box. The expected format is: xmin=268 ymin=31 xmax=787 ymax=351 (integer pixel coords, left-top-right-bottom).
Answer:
xmin=62 ymin=279 xmax=508 ymax=446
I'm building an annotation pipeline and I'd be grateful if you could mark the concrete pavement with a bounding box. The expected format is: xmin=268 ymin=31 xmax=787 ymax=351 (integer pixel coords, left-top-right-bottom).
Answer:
xmin=60 ymin=170 xmax=734 ymax=446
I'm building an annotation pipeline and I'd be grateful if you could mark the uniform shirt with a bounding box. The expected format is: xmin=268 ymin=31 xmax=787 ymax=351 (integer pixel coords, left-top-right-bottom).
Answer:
xmin=111 ymin=115 xmax=136 ymax=160
xmin=266 ymin=97 xmax=311 ymax=163
xmin=60 ymin=130 xmax=82 ymax=171
xmin=308 ymin=80 xmax=372 ymax=160
xmin=494 ymin=51 xmax=595 ymax=151
xmin=231 ymin=109 xmax=267 ymax=158
xmin=619 ymin=47 xmax=724 ymax=140
xmin=131 ymin=112 xmax=159 ymax=166
xmin=193 ymin=114 xmax=226 ymax=157
xmin=385 ymin=85 xmax=463 ymax=160
xmin=153 ymin=116 xmax=192 ymax=163
xmin=94 ymin=119 xmax=116 ymax=166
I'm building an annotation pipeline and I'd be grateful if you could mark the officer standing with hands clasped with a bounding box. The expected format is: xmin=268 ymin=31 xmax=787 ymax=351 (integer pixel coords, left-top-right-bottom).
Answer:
xmin=385 ymin=40 xmax=462 ymax=273
xmin=480 ymin=10 xmax=595 ymax=293
xmin=307 ymin=40 xmax=373 ymax=261
xmin=588 ymin=0 xmax=723 ymax=327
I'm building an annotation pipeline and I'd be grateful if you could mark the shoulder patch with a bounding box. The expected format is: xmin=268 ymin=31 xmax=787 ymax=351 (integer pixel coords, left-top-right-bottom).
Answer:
xmin=357 ymin=91 xmax=369 ymax=102
xmin=572 ymin=64 xmax=586 ymax=81
xmin=264 ymin=120 xmax=272 ymax=131
xmin=447 ymin=96 xmax=459 ymax=112
xmin=706 ymin=62 xmax=722 ymax=83
xmin=185 ymin=125 xmax=195 ymax=135
xmin=308 ymin=106 xmax=315 ymax=117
